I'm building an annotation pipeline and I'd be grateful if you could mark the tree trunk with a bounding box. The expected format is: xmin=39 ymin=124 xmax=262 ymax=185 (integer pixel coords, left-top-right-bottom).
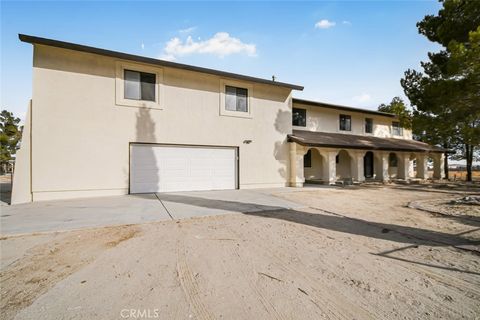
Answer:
xmin=465 ymin=144 xmax=473 ymax=182
xmin=443 ymin=143 xmax=449 ymax=180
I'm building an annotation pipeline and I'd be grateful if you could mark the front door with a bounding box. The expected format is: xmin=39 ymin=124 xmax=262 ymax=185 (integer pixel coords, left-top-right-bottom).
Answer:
xmin=364 ymin=151 xmax=374 ymax=178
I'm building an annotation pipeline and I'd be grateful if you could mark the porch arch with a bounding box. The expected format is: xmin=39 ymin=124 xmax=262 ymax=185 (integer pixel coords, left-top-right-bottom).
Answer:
xmin=336 ymin=149 xmax=352 ymax=180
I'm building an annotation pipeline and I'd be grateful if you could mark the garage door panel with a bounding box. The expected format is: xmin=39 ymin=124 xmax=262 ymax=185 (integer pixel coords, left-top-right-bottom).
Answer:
xmin=130 ymin=145 xmax=236 ymax=193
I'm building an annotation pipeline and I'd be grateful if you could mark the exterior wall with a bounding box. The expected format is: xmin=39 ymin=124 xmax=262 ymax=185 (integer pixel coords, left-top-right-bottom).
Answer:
xmin=28 ymin=45 xmax=293 ymax=201
xmin=292 ymin=102 xmax=412 ymax=140
xmin=11 ymin=101 xmax=32 ymax=204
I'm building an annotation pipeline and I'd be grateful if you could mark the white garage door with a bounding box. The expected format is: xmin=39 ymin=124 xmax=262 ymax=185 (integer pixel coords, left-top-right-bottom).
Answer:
xmin=130 ymin=144 xmax=237 ymax=193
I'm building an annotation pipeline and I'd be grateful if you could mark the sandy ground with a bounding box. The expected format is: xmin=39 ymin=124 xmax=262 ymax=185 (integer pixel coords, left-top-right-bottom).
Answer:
xmin=1 ymin=186 xmax=479 ymax=319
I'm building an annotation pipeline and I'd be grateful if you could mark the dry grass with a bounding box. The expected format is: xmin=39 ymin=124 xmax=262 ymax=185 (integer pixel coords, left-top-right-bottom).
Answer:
xmin=448 ymin=171 xmax=480 ymax=181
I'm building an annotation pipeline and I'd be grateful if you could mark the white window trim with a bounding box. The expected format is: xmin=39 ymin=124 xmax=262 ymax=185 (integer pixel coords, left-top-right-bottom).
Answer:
xmin=219 ymin=79 xmax=253 ymax=119
xmin=115 ymin=61 xmax=164 ymax=109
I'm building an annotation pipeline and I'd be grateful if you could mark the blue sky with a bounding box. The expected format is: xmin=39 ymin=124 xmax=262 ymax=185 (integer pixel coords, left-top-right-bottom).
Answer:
xmin=1 ymin=0 xmax=442 ymax=121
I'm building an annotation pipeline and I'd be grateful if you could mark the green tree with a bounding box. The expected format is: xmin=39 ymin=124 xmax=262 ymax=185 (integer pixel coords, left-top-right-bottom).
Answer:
xmin=378 ymin=97 xmax=412 ymax=130
xmin=401 ymin=0 xmax=480 ymax=182
xmin=0 ymin=110 xmax=22 ymax=173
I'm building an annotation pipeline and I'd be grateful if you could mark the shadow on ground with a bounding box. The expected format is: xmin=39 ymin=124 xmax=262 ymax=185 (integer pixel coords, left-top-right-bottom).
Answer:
xmin=155 ymin=192 xmax=480 ymax=248
xmin=0 ymin=175 xmax=12 ymax=205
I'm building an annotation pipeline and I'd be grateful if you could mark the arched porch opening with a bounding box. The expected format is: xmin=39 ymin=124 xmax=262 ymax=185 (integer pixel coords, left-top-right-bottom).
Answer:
xmin=363 ymin=151 xmax=374 ymax=179
xmin=336 ymin=150 xmax=352 ymax=180
xmin=388 ymin=152 xmax=399 ymax=178
xmin=303 ymin=148 xmax=326 ymax=183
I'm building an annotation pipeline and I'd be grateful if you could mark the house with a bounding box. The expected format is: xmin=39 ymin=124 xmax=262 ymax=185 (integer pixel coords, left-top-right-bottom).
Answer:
xmin=11 ymin=35 xmax=445 ymax=204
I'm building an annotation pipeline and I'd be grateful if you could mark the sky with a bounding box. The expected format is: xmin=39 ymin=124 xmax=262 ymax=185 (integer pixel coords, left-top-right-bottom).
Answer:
xmin=1 ymin=0 xmax=443 ymax=122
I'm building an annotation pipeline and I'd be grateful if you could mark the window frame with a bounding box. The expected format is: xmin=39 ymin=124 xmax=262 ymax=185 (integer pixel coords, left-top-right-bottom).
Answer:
xmin=225 ymin=85 xmax=249 ymax=113
xmin=365 ymin=118 xmax=373 ymax=134
xmin=219 ymin=79 xmax=253 ymax=118
xmin=115 ymin=61 xmax=164 ymax=109
xmin=339 ymin=114 xmax=352 ymax=131
xmin=292 ymin=108 xmax=307 ymax=127
xmin=124 ymin=69 xmax=157 ymax=102
xmin=392 ymin=121 xmax=403 ymax=136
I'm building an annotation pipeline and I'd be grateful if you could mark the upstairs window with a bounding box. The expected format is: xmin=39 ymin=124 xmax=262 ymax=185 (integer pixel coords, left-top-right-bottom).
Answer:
xmin=293 ymin=108 xmax=306 ymax=127
xmin=392 ymin=121 xmax=403 ymax=136
xmin=225 ymin=86 xmax=248 ymax=112
xmin=124 ymin=70 xmax=156 ymax=101
xmin=365 ymin=118 xmax=373 ymax=133
xmin=339 ymin=114 xmax=351 ymax=131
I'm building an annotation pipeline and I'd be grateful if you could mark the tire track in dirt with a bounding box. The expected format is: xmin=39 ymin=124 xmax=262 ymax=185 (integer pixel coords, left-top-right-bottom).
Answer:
xmin=176 ymin=239 xmax=214 ymax=320
xmin=245 ymin=209 xmax=479 ymax=319
xmin=225 ymin=222 xmax=379 ymax=320
xmin=226 ymin=243 xmax=289 ymax=320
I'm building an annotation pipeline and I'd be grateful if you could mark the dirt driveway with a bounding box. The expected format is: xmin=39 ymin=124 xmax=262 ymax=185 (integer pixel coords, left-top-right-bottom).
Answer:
xmin=1 ymin=185 xmax=479 ymax=319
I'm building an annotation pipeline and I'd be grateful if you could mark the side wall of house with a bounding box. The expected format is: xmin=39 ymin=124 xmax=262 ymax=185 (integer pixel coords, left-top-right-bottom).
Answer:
xmin=292 ymin=102 xmax=413 ymax=139
xmin=27 ymin=45 xmax=292 ymax=201
xmin=11 ymin=101 xmax=32 ymax=204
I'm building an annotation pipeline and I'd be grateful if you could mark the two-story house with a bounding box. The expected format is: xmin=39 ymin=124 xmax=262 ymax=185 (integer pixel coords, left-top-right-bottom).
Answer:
xmin=287 ymin=98 xmax=445 ymax=186
xmin=11 ymin=35 xmax=445 ymax=204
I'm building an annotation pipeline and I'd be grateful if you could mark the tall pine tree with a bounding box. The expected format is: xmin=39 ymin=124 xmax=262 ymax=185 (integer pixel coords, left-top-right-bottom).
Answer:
xmin=401 ymin=0 xmax=480 ymax=181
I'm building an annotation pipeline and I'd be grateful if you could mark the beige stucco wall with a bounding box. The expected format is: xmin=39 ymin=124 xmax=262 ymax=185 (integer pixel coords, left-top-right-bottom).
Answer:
xmin=292 ymin=102 xmax=412 ymax=139
xmin=27 ymin=45 xmax=293 ymax=201
xmin=11 ymin=101 xmax=32 ymax=204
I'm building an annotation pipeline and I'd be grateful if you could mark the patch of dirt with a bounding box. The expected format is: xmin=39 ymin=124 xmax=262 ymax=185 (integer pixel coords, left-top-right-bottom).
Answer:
xmin=408 ymin=197 xmax=480 ymax=218
xmin=0 ymin=225 xmax=140 ymax=320
xmin=1 ymin=186 xmax=479 ymax=319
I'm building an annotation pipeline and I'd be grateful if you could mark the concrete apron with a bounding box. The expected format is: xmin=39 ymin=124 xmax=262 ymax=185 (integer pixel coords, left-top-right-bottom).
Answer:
xmin=0 ymin=189 xmax=304 ymax=236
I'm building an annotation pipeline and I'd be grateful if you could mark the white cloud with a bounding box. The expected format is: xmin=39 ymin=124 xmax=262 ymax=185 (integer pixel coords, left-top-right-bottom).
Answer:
xmin=315 ymin=19 xmax=336 ymax=29
xmin=179 ymin=26 xmax=197 ymax=34
xmin=342 ymin=20 xmax=351 ymax=25
xmin=352 ymin=93 xmax=371 ymax=103
xmin=160 ymin=32 xmax=257 ymax=61
xmin=141 ymin=42 xmax=145 ymax=50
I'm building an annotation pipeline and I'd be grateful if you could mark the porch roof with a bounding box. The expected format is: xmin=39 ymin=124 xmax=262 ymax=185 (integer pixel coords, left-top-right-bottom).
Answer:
xmin=287 ymin=130 xmax=446 ymax=153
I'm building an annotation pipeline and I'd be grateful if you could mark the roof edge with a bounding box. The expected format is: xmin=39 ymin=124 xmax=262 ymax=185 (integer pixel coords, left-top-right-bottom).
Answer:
xmin=293 ymin=98 xmax=397 ymax=118
xmin=287 ymin=133 xmax=447 ymax=153
xmin=19 ymin=34 xmax=304 ymax=91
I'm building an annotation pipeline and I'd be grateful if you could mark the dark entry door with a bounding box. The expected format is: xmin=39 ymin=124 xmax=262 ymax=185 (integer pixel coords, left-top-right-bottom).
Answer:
xmin=364 ymin=151 xmax=374 ymax=178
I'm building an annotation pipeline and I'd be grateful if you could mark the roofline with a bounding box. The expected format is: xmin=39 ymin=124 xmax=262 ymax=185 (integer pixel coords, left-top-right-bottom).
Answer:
xmin=292 ymin=98 xmax=397 ymax=118
xmin=287 ymin=134 xmax=446 ymax=153
xmin=19 ymin=34 xmax=304 ymax=91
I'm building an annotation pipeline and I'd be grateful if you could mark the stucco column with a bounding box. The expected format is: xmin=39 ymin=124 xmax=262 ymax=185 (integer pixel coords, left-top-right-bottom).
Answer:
xmin=323 ymin=151 xmax=337 ymax=185
xmin=432 ymin=153 xmax=445 ymax=180
xmin=375 ymin=152 xmax=390 ymax=182
xmin=397 ymin=153 xmax=411 ymax=180
xmin=416 ymin=154 xmax=429 ymax=179
xmin=349 ymin=150 xmax=366 ymax=182
xmin=289 ymin=142 xmax=305 ymax=187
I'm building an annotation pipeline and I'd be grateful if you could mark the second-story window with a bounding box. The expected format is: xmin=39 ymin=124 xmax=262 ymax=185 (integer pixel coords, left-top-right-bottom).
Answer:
xmin=339 ymin=114 xmax=351 ymax=131
xmin=365 ymin=118 xmax=373 ymax=133
xmin=392 ymin=121 xmax=403 ymax=136
xmin=225 ymin=86 xmax=248 ymax=112
xmin=124 ymin=69 xmax=156 ymax=101
xmin=292 ymin=108 xmax=306 ymax=127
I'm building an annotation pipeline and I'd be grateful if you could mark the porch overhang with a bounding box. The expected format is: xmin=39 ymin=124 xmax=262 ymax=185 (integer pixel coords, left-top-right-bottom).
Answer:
xmin=287 ymin=130 xmax=446 ymax=153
